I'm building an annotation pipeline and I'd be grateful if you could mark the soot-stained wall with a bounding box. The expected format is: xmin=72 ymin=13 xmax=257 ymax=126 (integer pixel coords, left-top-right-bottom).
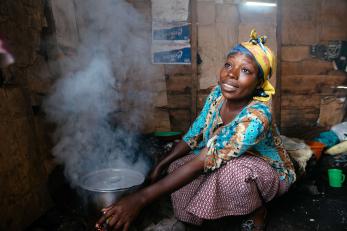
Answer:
xmin=0 ymin=0 xmax=170 ymax=230
xmin=0 ymin=0 xmax=54 ymax=230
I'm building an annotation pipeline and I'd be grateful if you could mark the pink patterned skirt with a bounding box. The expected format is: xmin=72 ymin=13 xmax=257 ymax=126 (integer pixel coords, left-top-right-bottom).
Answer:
xmin=168 ymin=153 xmax=288 ymax=225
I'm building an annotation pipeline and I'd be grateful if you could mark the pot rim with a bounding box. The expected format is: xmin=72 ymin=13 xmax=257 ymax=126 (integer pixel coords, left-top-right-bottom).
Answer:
xmin=78 ymin=168 xmax=145 ymax=192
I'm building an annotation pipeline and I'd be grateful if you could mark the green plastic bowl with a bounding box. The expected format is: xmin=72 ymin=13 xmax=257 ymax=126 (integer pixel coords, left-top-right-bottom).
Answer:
xmin=154 ymin=131 xmax=182 ymax=136
xmin=153 ymin=131 xmax=183 ymax=141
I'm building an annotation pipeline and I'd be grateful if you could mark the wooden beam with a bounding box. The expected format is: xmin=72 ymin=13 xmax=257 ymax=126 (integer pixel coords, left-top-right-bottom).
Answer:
xmin=190 ymin=0 xmax=198 ymax=123
xmin=274 ymin=0 xmax=282 ymax=129
xmin=281 ymin=75 xmax=347 ymax=95
xmin=281 ymin=94 xmax=321 ymax=110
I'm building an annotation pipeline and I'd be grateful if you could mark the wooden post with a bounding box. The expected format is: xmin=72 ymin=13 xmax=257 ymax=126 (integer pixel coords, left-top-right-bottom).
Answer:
xmin=190 ymin=0 xmax=198 ymax=123
xmin=275 ymin=0 xmax=282 ymax=129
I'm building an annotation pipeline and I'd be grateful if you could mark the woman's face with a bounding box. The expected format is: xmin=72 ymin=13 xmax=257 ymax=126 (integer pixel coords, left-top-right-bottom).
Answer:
xmin=219 ymin=52 xmax=260 ymax=101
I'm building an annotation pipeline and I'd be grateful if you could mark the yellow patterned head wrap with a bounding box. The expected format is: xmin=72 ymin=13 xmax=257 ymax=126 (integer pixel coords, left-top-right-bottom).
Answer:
xmin=229 ymin=29 xmax=276 ymax=102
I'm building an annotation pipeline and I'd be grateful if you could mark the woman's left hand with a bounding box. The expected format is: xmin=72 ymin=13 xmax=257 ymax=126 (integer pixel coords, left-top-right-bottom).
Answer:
xmin=96 ymin=192 xmax=146 ymax=231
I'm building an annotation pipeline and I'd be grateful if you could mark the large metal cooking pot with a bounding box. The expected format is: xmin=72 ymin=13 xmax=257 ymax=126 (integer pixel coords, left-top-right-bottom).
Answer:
xmin=78 ymin=168 xmax=145 ymax=211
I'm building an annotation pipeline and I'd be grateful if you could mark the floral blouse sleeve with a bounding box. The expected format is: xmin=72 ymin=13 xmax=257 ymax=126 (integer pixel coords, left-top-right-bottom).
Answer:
xmin=204 ymin=104 xmax=271 ymax=172
xmin=182 ymin=86 xmax=220 ymax=149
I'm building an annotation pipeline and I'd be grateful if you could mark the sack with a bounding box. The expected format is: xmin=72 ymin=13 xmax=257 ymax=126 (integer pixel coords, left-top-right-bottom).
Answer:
xmin=331 ymin=122 xmax=347 ymax=141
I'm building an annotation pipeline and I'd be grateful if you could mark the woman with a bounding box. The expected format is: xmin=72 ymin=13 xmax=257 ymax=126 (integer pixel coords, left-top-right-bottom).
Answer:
xmin=96 ymin=30 xmax=296 ymax=231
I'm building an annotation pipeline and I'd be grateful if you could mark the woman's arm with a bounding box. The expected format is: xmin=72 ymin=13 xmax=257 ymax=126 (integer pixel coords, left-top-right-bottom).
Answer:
xmin=96 ymin=150 xmax=206 ymax=231
xmin=143 ymin=149 xmax=205 ymax=201
xmin=156 ymin=140 xmax=191 ymax=169
xmin=148 ymin=140 xmax=191 ymax=183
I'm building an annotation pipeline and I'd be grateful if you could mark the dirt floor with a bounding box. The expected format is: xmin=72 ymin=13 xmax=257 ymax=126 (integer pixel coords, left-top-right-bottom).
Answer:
xmin=26 ymin=141 xmax=347 ymax=231
xmin=266 ymin=185 xmax=347 ymax=231
xmin=26 ymin=169 xmax=347 ymax=230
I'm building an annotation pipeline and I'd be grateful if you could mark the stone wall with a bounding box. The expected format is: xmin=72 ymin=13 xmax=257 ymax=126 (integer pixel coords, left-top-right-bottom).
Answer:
xmin=280 ymin=0 xmax=347 ymax=135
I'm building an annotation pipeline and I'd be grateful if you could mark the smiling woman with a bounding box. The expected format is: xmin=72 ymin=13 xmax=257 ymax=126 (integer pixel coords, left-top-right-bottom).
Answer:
xmin=219 ymin=53 xmax=259 ymax=103
xmin=96 ymin=30 xmax=296 ymax=231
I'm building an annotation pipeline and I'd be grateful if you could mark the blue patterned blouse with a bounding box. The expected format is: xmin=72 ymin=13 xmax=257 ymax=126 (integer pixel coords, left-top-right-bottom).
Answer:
xmin=183 ymin=85 xmax=296 ymax=184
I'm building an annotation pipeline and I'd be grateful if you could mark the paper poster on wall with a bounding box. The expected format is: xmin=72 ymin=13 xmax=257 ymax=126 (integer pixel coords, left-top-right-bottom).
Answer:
xmin=153 ymin=22 xmax=190 ymax=41
xmin=151 ymin=0 xmax=189 ymax=22
xmin=152 ymin=41 xmax=191 ymax=64
xmin=151 ymin=0 xmax=191 ymax=64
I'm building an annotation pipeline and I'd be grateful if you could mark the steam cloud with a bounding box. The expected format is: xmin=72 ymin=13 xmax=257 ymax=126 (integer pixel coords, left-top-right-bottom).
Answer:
xmin=44 ymin=0 xmax=156 ymax=186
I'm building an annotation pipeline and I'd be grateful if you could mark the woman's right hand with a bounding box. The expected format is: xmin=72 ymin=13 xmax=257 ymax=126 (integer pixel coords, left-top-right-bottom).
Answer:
xmin=96 ymin=191 xmax=147 ymax=231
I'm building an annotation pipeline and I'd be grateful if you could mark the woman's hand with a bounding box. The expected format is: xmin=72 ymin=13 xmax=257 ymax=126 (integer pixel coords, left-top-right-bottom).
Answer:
xmin=148 ymin=141 xmax=191 ymax=184
xmin=96 ymin=192 xmax=147 ymax=231
xmin=147 ymin=163 xmax=165 ymax=184
xmin=96 ymin=149 xmax=205 ymax=231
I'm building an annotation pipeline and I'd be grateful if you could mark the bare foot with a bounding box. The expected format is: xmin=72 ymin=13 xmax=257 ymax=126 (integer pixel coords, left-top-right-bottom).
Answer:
xmin=241 ymin=206 xmax=267 ymax=231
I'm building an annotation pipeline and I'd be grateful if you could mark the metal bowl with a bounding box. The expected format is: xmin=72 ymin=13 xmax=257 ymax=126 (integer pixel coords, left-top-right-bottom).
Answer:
xmin=78 ymin=168 xmax=145 ymax=210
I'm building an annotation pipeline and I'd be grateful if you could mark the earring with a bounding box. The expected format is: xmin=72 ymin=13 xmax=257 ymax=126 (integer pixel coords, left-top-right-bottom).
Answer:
xmin=254 ymin=87 xmax=268 ymax=97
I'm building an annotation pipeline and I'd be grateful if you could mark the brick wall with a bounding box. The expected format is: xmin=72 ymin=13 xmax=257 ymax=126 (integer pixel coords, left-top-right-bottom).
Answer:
xmin=280 ymin=0 xmax=347 ymax=135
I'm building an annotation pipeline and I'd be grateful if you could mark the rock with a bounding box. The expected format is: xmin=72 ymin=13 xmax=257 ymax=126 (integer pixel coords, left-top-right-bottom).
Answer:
xmin=144 ymin=217 xmax=186 ymax=231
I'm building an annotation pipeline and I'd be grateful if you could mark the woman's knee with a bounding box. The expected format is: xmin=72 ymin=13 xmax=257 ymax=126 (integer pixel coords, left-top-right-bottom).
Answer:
xmin=217 ymin=163 xmax=254 ymax=192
